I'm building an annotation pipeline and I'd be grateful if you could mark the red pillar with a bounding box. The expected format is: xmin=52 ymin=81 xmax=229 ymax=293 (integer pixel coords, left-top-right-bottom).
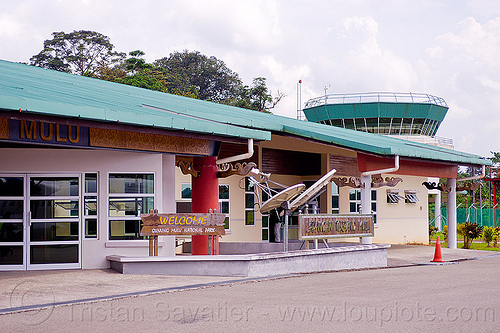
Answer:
xmin=191 ymin=156 xmax=219 ymax=255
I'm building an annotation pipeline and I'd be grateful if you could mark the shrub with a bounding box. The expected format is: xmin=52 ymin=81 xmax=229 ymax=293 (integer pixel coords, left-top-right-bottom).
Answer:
xmin=443 ymin=225 xmax=448 ymax=241
xmin=429 ymin=225 xmax=438 ymax=237
xmin=483 ymin=227 xmax=495 ymax=247
xmin=459 ymin=222 xmax=483 ymax=249
xmin=493 ymin=227 xmax=500 ymax=247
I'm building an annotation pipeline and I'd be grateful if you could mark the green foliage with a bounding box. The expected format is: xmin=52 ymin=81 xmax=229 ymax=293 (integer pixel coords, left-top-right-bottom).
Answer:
xmin=482 ymin=226 xmax=497 ymax=247
xmin=489 ymin=151 xmax=500 ymax=166
xmin=458 ymin=222 xmax=483 ymax=249
xmin=429 ymin=225 xmax=438 ymax=237
xmin=124 ymin=50 xmax=153 ymax=74
xmin=30 ymin=30 xmax=125 ymax=75
xmin=31 ymin=32 xmax=283 ymax=111
xmin=119 ymin=68 xmax=168 ymax=92
xmin=154 ymin=50 xmax=241 ymax=104
xmin=234 ymin=77 xmax=285 ymax=112
xmin=443 ymin=225 xmax=448 ymax=240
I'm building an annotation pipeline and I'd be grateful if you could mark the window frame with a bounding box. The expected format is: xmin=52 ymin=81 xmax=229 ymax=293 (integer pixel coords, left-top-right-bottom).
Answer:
xmin=349 ymin=188 xmax=378 ymax=225
xmin=218 ymin=184 xmax=230 ymax=230
xmin=244 ymin=177 xmax=255 ymax=226
xmin=404 ymin=190 xmax=420 ymax=204
xmin=83 ymin=172 xmax=98 ymax=239
xmin=387 ymin=189 xmax=405 ymax=204
xmin=107 ymin=172 xmax=155 ymax=241
xmin=331 ymin=182 xmax=339 ymax=214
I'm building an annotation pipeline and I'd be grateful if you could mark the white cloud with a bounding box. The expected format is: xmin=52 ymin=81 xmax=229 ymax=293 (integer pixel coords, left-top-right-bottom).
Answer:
xmin=421 ymin=16 xmax=500 ymax=155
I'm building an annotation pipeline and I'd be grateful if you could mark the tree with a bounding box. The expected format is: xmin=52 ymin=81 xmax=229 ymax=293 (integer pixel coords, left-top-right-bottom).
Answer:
xmin=154 ymin=50 xmax=242 ymax=103
xmin=31 ymin=33 xmax=283 ymax=111
xmin=489 ymin=151 xmax=500 ymax=166
xmin=30 ymin=30 xmax=125 ymax=76
xmin=124 ymin=50 xmax=152 ymax=75
xmin=234 ymin=77 xmax=286 ymax=113
xmin=93 ymin=50 xmax=198 ymax=98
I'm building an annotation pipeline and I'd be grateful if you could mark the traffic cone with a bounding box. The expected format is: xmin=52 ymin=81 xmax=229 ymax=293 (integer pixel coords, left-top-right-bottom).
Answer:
xmin=431 ymin=235 xmax=445 ymax=262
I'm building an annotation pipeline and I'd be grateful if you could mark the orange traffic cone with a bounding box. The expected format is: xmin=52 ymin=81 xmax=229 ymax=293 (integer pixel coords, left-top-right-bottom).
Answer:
xmin=431 ymin=235 xmax=445 ymax=262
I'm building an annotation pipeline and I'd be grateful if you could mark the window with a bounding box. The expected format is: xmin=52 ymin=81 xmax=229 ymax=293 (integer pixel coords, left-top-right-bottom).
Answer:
xmin=176 ymin=183 xmax=230 ymax=229
xmin=261 ymin=189 xmax=271 ymax=241
xmin=405 ymin=190 xmax=420 ymax=204
xmin=181 ymin=183 xmax=192 ymax=199
xmin=387 ymin=189 xmax=404 ymax=204
xmin=350 ymin=188 xmax=377 ymax=224
xmin=262 ymin=215 xmax=269 ymax=241
xmin=219 ymin=184 xmax=230 ymax=230
xmin=349 ymin=189 xmax=361 ymax=213
xmin=245 ymin=177 xmax=255 ymax=225
xmin=84 ymin=173 xmax=98 ymax=238
xmin=108 ymin=173 xmax=154 ymax=240
xmin=331 ymin=182 xmax=339 ymax=214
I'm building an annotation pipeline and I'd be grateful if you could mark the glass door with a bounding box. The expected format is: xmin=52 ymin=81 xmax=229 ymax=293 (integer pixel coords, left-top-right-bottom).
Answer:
xmin=27 ymin=175 xmax=81 ymax=270
xmin=0 ymin=175 xmax=26 ymax=270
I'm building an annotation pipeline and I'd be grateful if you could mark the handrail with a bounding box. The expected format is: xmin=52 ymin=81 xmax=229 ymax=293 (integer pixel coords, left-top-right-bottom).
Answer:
xmin=304 ymin=92 xmax=448 ymax=108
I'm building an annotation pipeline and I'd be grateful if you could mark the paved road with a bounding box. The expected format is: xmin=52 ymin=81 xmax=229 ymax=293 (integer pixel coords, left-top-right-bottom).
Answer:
xmin=1 ymin=252 xmax=500 ymax=332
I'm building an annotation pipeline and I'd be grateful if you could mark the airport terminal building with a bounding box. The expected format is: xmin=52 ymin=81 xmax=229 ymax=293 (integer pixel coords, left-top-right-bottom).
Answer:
xmin=0 ymin=60 xmax=490 ymax=271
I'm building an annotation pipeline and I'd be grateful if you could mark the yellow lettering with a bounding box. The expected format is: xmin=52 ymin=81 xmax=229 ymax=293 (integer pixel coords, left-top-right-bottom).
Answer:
xmin=40 ymin=122 xmax=53 ymax=141
xmin=178 ymin=217 xmax=185 ymax=225
xmin=201 ymin=216 xmax=207 ymax=225
xmin=186 ymin=216 xmax=192 ymax=225
xmin=68 ymin=125 xmax=80 ymax=144
xmin=168 ymin=216 xmax=175 ymax=225
xmin=56 ymin=124 xmax=67 ymax=142
xmin=20 ymin=120 xmax=37 ymax=139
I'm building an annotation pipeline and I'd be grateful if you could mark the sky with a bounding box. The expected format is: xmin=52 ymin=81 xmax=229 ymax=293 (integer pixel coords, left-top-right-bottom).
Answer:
xmin=1 ymin=0 xmax=500 ymax=158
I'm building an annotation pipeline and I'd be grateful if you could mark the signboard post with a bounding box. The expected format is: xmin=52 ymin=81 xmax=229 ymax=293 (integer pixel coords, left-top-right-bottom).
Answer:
xmin=140 ymin=211 xmax=226 ymax=256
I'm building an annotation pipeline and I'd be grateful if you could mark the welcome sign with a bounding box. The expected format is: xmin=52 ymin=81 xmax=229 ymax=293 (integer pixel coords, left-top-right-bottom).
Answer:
xmin=140 ymin=213 xmax=227 ymax=236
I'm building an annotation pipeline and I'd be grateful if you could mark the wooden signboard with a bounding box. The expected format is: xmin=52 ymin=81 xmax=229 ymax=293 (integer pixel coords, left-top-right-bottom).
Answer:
xmin=299 ymin=214 xmax=373 ymax=240
xmin=140 ymin=213 xmax=226 ymax=236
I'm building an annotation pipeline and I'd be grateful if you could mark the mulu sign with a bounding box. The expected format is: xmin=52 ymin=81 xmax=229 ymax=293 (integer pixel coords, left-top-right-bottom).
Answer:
xmin=9 ymin=119 xmax=89 ymax=147
xmin=299 ymin=214 xmax=373 ymax=240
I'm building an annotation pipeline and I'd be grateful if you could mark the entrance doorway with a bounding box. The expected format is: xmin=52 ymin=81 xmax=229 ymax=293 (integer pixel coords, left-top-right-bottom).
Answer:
xmin=0 ymin=174 xmax=82 ymax=270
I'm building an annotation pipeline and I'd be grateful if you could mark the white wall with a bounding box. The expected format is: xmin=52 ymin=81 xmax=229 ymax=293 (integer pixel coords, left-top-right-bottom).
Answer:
xmin=0 ymin=148 xmax=176 ymax=269
xmin=337 ymin=175 xmax=429 ymax=244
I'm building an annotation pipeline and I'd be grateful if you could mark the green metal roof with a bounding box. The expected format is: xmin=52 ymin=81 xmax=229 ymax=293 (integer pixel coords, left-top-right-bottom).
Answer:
xmin=0 ymin=60 xmax=490 ymax=166
xmin=0 ymin=60 xmax=271 ymax=141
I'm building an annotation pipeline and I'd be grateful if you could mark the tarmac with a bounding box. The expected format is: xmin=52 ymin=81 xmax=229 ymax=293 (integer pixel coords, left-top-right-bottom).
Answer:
xmin=1 ymin=244 xmax=499 ymax=315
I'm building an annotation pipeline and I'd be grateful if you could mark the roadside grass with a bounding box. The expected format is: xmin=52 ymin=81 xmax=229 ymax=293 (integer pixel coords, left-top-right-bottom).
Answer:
xmin=430 ymin=232 xmax=500 ymax=251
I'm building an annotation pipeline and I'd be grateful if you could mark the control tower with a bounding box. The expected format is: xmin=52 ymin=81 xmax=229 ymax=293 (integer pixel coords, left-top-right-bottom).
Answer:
xmin=303 ymin=92 xmax=448 ymax=138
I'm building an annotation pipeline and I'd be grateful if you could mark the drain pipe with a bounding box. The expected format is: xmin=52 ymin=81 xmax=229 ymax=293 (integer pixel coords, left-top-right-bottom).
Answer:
xmin=457 ymin=165 xmax=486 ymax=182
xmin=361 ymin=155 xmax=400 ymax=176
xmin=216 ymin=138 xmax=254 ymax=165
xmin=359 ymin=155 xmax=399 ymax=246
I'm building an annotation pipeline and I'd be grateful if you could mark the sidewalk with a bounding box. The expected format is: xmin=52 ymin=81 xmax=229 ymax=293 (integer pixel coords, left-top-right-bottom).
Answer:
xmin=386 ymin=244 xmax=498 ymax=266
xmin=1 ymin=244 xmax=498 ymax=314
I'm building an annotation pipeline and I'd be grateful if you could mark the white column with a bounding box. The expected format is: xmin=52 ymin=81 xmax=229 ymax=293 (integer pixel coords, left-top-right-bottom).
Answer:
xmin=360 ymin=174 xmax=372 ymax=245
xmin=161 ymin=154 xmax=177 ymax=256
xmin=435 ymin=190 xmax=442 ymax=231
xmin=447 ymin=178 xmax=457 ymax=249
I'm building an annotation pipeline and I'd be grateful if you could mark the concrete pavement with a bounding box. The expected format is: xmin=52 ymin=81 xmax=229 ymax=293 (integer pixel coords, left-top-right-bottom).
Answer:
xmin=0 ymin=244 xmax=498 ymax=316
